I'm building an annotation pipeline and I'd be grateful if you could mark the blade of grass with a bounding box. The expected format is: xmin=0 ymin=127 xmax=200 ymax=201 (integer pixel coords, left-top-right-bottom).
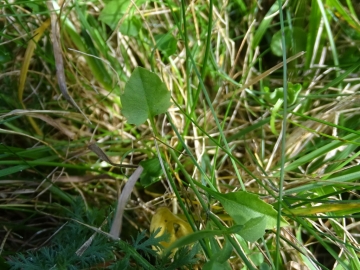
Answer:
xmin=275 ymin=1 xmax=288 ymax=268
xmin=328 ymin=0 xmax=360 ymax=32
xmin=316 ymin=0 xmax=341 ymax=86
xmin=18 ymin=18 xmax=50 ymax=136
xmin=223 ymin=51 xmax=305 ymax=100
xmin=283 ymin=132 xmax=360 ymax=173
xmin=304 ymin=0 xmax=321 ymax=70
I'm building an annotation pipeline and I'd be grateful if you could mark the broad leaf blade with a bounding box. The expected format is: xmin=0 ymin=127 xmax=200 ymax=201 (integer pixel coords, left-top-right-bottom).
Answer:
xmin=205 ymin=189 xmax=288 ymax=242
xmin=121 ymin=67 xmax=171 ymax=125
xmin=213 ymin=191 xmax=287 ymax=227
xmin=237 ymin=216 xmax=266 ymax=242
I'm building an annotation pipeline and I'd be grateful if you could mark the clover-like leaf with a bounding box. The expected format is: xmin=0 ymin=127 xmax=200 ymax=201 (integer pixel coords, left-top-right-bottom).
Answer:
xmin=264 ymin=82 xmax=302 ymax=135
xmin=121 ymin=67 xmax=172 ymax=125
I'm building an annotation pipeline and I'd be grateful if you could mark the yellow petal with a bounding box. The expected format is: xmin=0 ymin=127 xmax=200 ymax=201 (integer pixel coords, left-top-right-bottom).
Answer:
xmin=150 ymin=207 xmax=192 ymax=251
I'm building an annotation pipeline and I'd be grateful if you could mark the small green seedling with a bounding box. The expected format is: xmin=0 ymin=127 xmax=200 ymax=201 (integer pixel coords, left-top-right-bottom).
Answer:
xmin=264 ymin=82 xmax=302 ymax=135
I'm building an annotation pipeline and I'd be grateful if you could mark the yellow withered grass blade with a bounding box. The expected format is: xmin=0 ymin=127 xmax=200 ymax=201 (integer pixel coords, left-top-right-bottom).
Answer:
xmin=18 ymin=18 xmax=51 ymax=136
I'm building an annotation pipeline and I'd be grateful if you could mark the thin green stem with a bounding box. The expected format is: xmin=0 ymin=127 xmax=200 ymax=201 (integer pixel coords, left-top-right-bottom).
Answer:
xmin=275 ymin=1 xmax=288 ymax=268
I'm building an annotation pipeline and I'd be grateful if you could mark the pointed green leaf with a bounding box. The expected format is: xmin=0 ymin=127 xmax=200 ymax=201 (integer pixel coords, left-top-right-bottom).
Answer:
xmin=211 ymin=191 xmax=287 ymax=228
xmin=121 ymin=67 xmax=172 ymax=125
xmin=202 ymin=189 xmax=288 ymax=242
xmin=237 ymin=216 xmax=266 ymax=242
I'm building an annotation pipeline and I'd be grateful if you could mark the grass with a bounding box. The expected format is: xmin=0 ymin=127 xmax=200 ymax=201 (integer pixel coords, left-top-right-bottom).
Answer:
xmin=1 ymin=0 xmax=360 ymax=269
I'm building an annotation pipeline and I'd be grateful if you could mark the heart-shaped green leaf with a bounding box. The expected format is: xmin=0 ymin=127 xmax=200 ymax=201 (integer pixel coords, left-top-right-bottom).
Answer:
xmin=121 ymin=67 xmax=172 ymax=125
